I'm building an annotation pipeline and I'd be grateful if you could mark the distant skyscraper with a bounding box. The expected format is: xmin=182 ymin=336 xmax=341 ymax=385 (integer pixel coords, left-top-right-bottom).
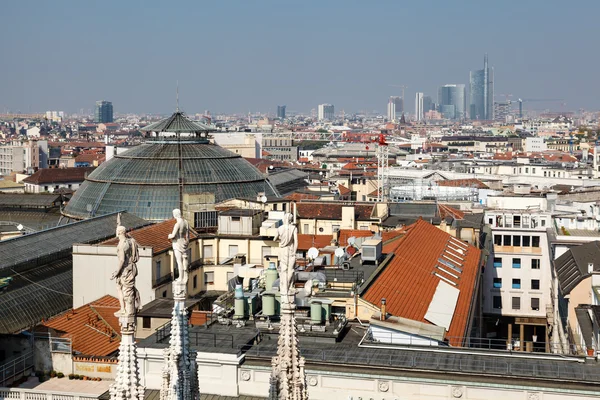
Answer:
xmin=438 ymin=84 xmax=466 ymax=119
xmin=277 ymin=105 xmax=286 ymax=120
xmin=422 ymin=96 xmax=433 ymax=115
xmin=317 ymin=104 xmax=334 ymax=121
xmin=415 ymin=92 xmax=424 ymax=121
xmin=494 ymin=102 xmax=511 ymax=123
xmin=387 ymin=96 xmax=400 ymax=121
xmin=469 ymin=54 xmax=494 ymax=120
xmin=393 ymin=96 xmax=403 ymax=114
xmin=95 ymin=101 xmax=113 ymax=123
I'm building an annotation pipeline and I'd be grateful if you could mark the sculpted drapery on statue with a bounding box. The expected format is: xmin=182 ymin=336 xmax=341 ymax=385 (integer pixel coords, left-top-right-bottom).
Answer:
xmin=273 ymin=212 xmax=298 ymax=297
xmin=111 ymin=225 xmax=141 ymax=320
xmin=168 ymin=209 xmax=190 ymax=284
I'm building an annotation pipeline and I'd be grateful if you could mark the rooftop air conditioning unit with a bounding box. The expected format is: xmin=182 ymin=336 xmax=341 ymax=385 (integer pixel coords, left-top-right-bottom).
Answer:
xmin=361 ymin=239 xmax=382 ymax=265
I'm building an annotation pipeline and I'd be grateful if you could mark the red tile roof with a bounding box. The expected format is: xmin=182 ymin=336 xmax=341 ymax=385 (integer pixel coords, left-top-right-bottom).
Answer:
xmin=296 ymin=202 xmax=374 ymax=221
xmin=362 ymin=219 xmax=480 ymax=343
xmin=22 ymin=167 xmax=96 ymax=185
xmin=437 ymin=204 xmax=465 ymax=220
xmin=42 ymin=295 xmax=121 ymax=357
xmin=75 ymin=154 xmax=106 ymax=164
xmin=285 ymin=193 xmax=320 ymax=201
xmin=436 ymin=179 xmax=488 ymax=189
xmin=101 ymin=219 xmax=198 ymax=254
xmin=337 ymin=184 xmax=351 ymax=195
xmin=297 ymin=234 xmax=332 ymax=251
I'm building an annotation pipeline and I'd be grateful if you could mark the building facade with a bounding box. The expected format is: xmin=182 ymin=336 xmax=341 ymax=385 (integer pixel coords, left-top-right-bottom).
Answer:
xmin=415 ymin=92 xmax=424 ymax=121
xmin=0 ymin=140 xmax=48 ymax=175
xmin=95 ymin=100 xmax=113 ymax=123
xmin=438 ymin=84 xmax=466 ymax=120
xmin=469 ymin=54 xmax=494 ymax=120
xmin=276 ymin=105 xmax=286 ymax=120
xmin=318 ymin=104 xmax=334 ymax=121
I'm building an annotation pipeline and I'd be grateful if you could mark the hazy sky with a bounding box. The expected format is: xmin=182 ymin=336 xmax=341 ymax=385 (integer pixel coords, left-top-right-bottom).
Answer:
xmin=2 ymin=1 xmax=599 ymax=115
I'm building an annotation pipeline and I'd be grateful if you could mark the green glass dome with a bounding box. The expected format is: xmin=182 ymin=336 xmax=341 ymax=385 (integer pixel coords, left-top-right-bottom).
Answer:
xmin=63 ymin=139 xmax=278 ymax=221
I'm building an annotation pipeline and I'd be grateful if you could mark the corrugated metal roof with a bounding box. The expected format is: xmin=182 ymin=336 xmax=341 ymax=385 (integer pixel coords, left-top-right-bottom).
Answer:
xmin=0 ymin=212 xmax=150 ymax=274
xmin=140 ymin=112 xmax=212 ymax=133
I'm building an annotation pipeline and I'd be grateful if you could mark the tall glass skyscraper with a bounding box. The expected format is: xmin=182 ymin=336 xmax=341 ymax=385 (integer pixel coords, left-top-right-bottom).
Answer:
xmin=469 ymin=55 xmax=494 ymax=120
xmin=95 ymin=101 xmax=113 ymax=123
xmin=277 ymin=105 xmax=286 ymax=119
xmin=438 ymin=84 xmax=466 ymax=120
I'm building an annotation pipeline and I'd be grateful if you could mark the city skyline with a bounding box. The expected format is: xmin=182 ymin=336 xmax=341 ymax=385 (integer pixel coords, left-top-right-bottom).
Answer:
xmin=1 ymin=1 xmax=598 ymax=114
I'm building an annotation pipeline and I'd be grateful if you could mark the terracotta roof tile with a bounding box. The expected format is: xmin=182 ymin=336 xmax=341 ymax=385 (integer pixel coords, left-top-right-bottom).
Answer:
xmin=42 ymin=295 xmax=121 ymax=356
xmin=437 ymin=204 xmax=465 ymax=220
xmin=296 ymin=202 xmax=374 ymax=221
xmin=22 ymin=167 xmax=96 ymax=185
xmin=101 ymin=219 xmax=198 ymax=254
xmin=363 ymin=219 xmax=480 ymax=344
xmin=337 ymin=184 xmax=351 ymax=195
xmin=436 ymin=178 xmax=488 ymax=189
xmin=285 ymin=193 xmax=320 ymax=201
xmin=297 ymin=234 xmax=332 ymax=251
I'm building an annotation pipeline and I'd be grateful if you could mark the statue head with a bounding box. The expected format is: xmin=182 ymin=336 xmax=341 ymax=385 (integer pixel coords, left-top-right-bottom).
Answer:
xmin=116 ymin=225 xmax=126 ymax=238
xmin=284 ymin=212 xmax=293 ymax=225
xmin=173 ymin=209 xmax=182 ymax=219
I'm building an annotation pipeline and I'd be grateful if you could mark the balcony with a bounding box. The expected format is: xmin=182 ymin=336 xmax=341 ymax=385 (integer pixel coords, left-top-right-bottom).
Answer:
xmin=153 ymin=273 xmax=172 ymax=288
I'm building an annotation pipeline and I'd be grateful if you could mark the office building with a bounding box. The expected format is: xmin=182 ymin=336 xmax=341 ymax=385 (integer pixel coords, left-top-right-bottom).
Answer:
xmin=392 ymin=96 xmax=403 ymax=114
xmin=95 ymin=100 xmax=113 ymax=123
xmin=438 ymin=84 xmax=466 ymax=120
xmin=317 ymin=104 xmax=334 ymax=121
xmin=422 ymin=96 xmax=433 ymax=115
xmin=469 ymin=54 xmax=494 ymax=120
xmin=387 ymin=96 xmax=400 ymax=121
xmin=415 ymin=93 xmax=424 ymax=122
xmin=276 ymin=105 xmax=286 ymax=120
xmin=494 ymin=102 xmax=511 ymax=123
xmin=0 ymin=140 xmax=48 ymax=175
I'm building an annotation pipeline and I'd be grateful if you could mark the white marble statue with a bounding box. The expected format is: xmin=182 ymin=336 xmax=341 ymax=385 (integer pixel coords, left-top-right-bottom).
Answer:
xmin=111 ymin=225 xmax=141 ymax=319
xmin=168 ymin=209 xmax=190 ymax=284
xmin=273 ymin=212 xmax=298 ymax=296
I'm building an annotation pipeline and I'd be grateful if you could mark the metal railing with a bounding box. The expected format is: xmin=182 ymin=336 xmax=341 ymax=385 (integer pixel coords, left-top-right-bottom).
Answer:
xmin=156 ymin=321 xmax=171 ymax=343
xmin=242 ymin=344 xmax=600 ymax=383
xmin=363 ymin=331 xmax=587 ymax=355
xmin=0 ymin=351 xmax=34 ymax=387
xmin=153 ymin=273 xmax=172 ymax=288
xmin=319 ymin=268 xmax=364 ymax=284
xmin=0 ymin=388 xmax=99 ymax=400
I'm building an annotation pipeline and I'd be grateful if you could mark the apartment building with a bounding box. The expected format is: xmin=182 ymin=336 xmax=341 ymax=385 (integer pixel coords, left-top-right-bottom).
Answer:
xmin=0 ymin=140 xmax=48 ymax=176
xmin=483 ymin=201 xmax=553 ymax=351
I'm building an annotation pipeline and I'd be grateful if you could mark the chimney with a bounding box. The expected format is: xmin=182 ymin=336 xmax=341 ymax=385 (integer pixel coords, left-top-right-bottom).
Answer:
xmin=588 ymin=263 xmax=594 ymax=274
xmin=380 ymin=298 xmax=386 ymax=321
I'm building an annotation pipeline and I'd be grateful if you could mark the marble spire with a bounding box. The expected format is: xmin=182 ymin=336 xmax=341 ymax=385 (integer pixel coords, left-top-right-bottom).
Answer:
xmin=110 ymin=219 xmax=145 ymax=400
xmin=269 ymin=212 xmax=308 ymax=400
xmin=160 ymin=210 xmax=199 ymax=400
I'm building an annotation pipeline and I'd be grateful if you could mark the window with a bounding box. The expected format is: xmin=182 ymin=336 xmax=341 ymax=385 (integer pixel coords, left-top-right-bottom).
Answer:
xmin=155 ymin=260 xmax=161 ymax=281
xmin=493 ymin=257 xmax=502 ymax=268
xmin=488 ymin=217 xmax=494 ymax=225
xmin=203 ymin=245 xmax=213 ymax=260
xmin=303 ymin=224 xmax=309 ymax=233
xmin=531 ymin=259 xmax=540 ymax=269
xmin=512 ymin=279 xmax=521 ymax=289
xmin=514 ymin=216 xmax=521 ymax=228
xmin=532 ymin=236 xmax=540 ymax=248
xmin=204 ymin=271 xmax=215 ymax=284
xmin=532 ymin=168 xmax=536 ymax=174
xmin=525 ymin=168 xmax=529 ymax=173
xmin=493 ymin=278 xmax=502 ymax=288
xmin=531 ymin=279 xmax=540 ymax=290
xmin=512 ymin=296 xmax=521 ymax=310
xmin=513 ymin=235 xmax=521 ymax=246
xmin=493 ymin=296 xmax=502 ymax=309
xmin=494 ymin=235 xmax=502 ymax=246
xmin=228 ymin=245 xmax=238 ymax=257
xmin=162 ymin=290 xmax=167 ymax=298
xmin=531 ymin=297 xmax=540 ymax=311
xmin=231 ymin=216 xmax=241 ymax=222
xmin=512 ymin=258 xmax=521 ymax=268
xmin=332 ymin=225 xmax=340 ymax=232
xmin=522 ymin=236 xmax=531 ymax=247
xmin=193 ymin=275 xmax=197 ymax=289
xmin=142 ymin=317 xmax=151 ymax=329
xmin=503 ymin=235 xmax=511 ymax=246
xmin=541 ymin=219 xmax=546 ymax=227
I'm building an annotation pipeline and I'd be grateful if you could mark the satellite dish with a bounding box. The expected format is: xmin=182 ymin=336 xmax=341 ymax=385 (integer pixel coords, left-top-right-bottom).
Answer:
xmin=307 ymin=247 xmax=319 ymax=259
xmin=348 ymin=236 xmax=356 ymax=246
xmin=260 ymin=195 xmax=267 ymax=203
xmin=334 ymin=248 xmax=345 ymax=258
xmin=16 ymin=224 xmax=23 ymax=231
